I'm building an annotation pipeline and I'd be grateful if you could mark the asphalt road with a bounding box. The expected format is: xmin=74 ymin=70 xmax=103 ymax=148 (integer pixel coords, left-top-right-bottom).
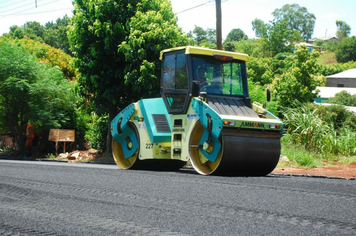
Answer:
xmin=0 ymin=160 xmax=355 ymax=236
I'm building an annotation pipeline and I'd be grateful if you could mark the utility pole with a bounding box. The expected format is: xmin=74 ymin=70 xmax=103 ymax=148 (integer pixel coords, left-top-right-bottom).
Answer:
xmin=215 ymin=0 xmax=222 ymax=50
xmin=35 ymin=0 xmax=37 ymax=8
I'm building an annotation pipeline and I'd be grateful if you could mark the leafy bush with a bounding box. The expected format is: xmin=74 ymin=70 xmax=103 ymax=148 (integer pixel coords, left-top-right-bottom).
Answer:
xmin=282 ymin=102 xmax=356 ymax=157
xmin=248 ymin=79 xmax=266 ymax=103
xmin=314 ymin=104 xmax=356 ymax=131
xmin=85 ymin=114 xmax=108 ymax=152
xmin=72 ymin=106 xmax=92 ymax=150
xmin=4 ymin=37 xmax=77 ymax=81
xmin=247 ymin=57 xmax=285 ymax=85
xmin=319 ymin=60 xmax=356 ymax=76
xmin=328 ymin=91 xmax=356 ymax=106
xmin=234 ymin=39 xmax=268 ymax=58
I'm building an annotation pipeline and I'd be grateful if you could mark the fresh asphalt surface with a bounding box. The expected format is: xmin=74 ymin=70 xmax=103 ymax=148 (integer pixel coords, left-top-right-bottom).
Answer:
xmin=0 ymin=159 xmax=355 ymax=235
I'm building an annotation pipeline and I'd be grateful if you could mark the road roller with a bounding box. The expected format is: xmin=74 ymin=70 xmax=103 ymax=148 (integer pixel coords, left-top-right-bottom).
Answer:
xmin=111 ymin=46 xmax=283 ymax=175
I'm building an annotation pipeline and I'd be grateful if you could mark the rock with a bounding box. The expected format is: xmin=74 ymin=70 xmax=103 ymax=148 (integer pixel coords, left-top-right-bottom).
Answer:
xmin=280 ymin=155 xmax=290 ymax=162
xmin=58 ymin=153 xmax=68 ymax=159
xmin=68 ymin=152 xmax=80 ymax=160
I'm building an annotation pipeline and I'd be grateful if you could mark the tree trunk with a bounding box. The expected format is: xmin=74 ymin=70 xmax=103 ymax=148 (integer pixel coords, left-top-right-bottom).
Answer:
xmin=106 ymin=106 xmax=117 ymax=155
xmin=106 ymin=121 xmax=112 ymax=155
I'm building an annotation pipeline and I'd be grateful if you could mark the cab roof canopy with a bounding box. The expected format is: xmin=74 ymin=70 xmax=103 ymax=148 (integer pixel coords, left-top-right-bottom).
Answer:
xmin=160 ymin=46 xmax=249 ymax=62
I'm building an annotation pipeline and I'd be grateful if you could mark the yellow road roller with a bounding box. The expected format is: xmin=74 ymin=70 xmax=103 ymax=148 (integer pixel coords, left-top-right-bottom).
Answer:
xmin=111 ymin=46 xmax=283 ymax=175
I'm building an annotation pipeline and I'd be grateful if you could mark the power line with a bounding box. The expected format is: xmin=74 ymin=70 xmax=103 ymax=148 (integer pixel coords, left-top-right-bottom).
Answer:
xmin=0 ymin=0 xmax=62 ymax=18
xmin=177 ymin=0 xmax=214 ymax=14
xmin=0 ymin=0 xmax=35 ymax=14
xmin=0 ymin=0 xmax=25 ymax=10
xmin=3 ymin=7 xmax=71 ymax=16
xmin=0 ymin=0 xmax=61 ymax=15
xmin=176 ymin=0 xmax=228 ymax=14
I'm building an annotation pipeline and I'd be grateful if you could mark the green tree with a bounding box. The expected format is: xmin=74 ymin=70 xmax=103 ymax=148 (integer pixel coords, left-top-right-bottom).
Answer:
xmin=43 ymin=15 xmax=71 ymax=54
xmin=190 ymin=26 xmax=216 ymax=47
xmin=119 ymin=0 xmax=190 ymax=98
xmin=222 ymin=41 xmax=235 ymax=51
xmin=336 ymin=20 xmax=351 ymax=40
xmin=69 ymin=0 xmax=133 ymax=140
xmin=192 ymin=26 xmax=207 ymax=45
xmin=251 ymin=18 xmax=267 ymax=38
xmin=249 ymin=20 xmax=297 ymax=57
xmin=272 ymin=4 xmax=315 ymax=41
xmin=68 ymin=0 xmax=189 ymax=153
xmin=5 ymin=16 xmax=71 ymax=55
xmin=234 ymin=38 xmax=268 ymax=57
xmin=205 ymin=28 xmax=217 ymax=45
xmin=7 ymin=21 xmax=45 ymax=43
xmin=247 ymin=56 xmax=285 ymax=85
xmin=335 ymin=36 xmax=356 ymax=63
xmin=24 ymin=21 xmax=45 ymax=39
xmin=225 ymin=28 xmax=248 ymax=42
xmin=0 ymin=38 xmax=78 ymax=153
xmin=6 ymin=37 xmax=77 ymax=81
xmin=274 ymin=46 xmax=323 ymax=107
xmin=7 ymin=26 xmax=25 ymax=39
xmin=265 ymin=20 xmax=294 ymax=57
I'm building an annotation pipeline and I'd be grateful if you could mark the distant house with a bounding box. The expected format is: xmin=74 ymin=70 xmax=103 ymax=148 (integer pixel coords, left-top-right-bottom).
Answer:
xmin=308 ymin=37 xmax=337 ymax=44
xmin=314 ymin=69 xmax=356 ymax=113
xmin=326 ymin=68 xmax=356 ymax=87
xmin=295 ymin=42 xmax=322 ymax=53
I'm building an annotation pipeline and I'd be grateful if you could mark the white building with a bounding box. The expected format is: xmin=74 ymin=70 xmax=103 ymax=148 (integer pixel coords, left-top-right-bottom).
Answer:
xmin=325 ymin=68 xmax=356 ymax=87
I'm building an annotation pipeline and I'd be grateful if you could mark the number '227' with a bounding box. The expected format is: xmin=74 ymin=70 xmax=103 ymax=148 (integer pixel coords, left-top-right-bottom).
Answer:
xmin=146 ymin=143 xmax=154 ymax=149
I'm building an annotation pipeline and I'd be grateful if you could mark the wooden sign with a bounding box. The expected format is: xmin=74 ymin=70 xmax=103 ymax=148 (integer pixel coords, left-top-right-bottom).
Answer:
xmin=49 ymin=129 xmax=75 ymax=153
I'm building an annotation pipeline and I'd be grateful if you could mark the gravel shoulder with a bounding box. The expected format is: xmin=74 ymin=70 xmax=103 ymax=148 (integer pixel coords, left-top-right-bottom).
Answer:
xmin=273 ymin=162 xmax=356 ymax=179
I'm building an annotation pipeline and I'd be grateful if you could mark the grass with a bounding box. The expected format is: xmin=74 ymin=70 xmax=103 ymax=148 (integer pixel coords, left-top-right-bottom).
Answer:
xmin=279 ymin=142 xmax=321 ymax=168
xmin=317 ymin=51 xmax=336 ymax=65
xmin=279 ymin=139 xmax=356 ymax=169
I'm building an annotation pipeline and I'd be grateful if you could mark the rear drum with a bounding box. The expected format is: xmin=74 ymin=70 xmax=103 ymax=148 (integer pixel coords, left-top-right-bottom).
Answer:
xmin=112 ymin=122 xmax=139 ymax=169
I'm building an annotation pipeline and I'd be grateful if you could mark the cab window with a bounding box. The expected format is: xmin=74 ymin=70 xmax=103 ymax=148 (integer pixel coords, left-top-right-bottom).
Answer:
xmin=192 ymin=56 xmax=246 ymax=96
xmin=162 ymin=53 xmax=188 ymax=90
xmin=161 ymin=50 xmax=189 ymax=114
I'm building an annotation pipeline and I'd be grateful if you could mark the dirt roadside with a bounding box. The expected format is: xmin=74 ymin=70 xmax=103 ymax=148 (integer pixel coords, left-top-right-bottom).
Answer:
xmin=272 ymin=162 xmax=356 ymax=180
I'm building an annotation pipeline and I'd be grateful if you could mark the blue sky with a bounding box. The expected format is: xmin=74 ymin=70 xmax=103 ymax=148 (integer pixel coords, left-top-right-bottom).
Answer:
xmin=0 ymin=0 xmax=355 ymax=40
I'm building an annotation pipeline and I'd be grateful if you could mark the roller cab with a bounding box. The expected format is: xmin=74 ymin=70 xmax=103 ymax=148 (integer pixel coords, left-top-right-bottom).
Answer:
xmin=111 ymin=46 xmax=283 ymax=175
